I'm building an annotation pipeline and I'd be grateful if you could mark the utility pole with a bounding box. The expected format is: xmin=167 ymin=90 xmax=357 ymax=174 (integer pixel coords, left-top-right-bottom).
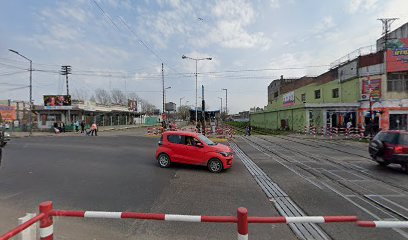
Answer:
xmin=162 ymin=63 xmax=165 ymax=116
xmin=378 ymin=18 xmax=398 ymax=49
xmin=202 ymin=85 xmax=205 ymax=135
xmin=60 ymin=65 xmax=72 ymax=124
xmin=60 ymin=66 xmax=71 ymax=95
xmin=222 ymin=88 xmax=228 ymax=115
xmin=8 ymin=49 xmax=33 ymax=136
xmin=376 ymin=18 xmax=398 ymax=135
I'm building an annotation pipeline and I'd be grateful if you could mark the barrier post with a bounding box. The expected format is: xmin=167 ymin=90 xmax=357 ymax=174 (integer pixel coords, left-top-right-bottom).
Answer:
xmin=237 ymin=207 xmax=248 ymax=240
xmin=39 ymin=201 xmax=53 ymax=240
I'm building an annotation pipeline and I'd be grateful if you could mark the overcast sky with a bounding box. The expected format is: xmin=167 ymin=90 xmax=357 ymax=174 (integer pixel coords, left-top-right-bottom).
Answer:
xmin=0 ymin=0 xmax=407 ymax=113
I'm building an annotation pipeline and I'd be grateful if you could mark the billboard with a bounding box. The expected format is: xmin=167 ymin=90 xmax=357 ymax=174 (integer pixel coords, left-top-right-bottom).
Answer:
xmin=165 ymin=102 xmax=176 ymax=112
xmin=282 ymin=91 xmax=295 ymax=107
xmin=128 ymin=100 xmax=137 ymax=112
xmin=386 ymin=38 xmax=408 ymax=72
xmin=43 ymin=95 xmax=72 ymax=110
xmin=0 ymin=105 xmax=16 ymax=121
xmin=361 ymin=78 xmax=381 ymax=100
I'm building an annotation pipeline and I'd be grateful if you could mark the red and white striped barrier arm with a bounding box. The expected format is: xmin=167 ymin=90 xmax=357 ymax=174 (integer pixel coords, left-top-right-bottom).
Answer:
xmin=52 ymin=210 xmax=237 ymax=222
xmin=248 ymin=216 xmax=357 ymax=223
xmin=358 ymin=221 xmax=408 ymax=228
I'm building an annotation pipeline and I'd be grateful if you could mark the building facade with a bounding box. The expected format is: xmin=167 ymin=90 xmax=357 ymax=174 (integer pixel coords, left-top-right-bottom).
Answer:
xmin=251 ymin=22 xmax=408 ymax=132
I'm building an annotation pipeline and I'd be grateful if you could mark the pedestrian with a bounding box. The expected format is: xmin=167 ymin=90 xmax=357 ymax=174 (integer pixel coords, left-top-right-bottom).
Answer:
xmin=80 ymin=121 xmax=85 ymax=133
xmin=196 ymin=123 xmax=200 ymax=133
xmin=90 ymin=122 xmax=98 ymax=136
xmin=53 ymin=122 xmax=59 ymax=134
xmin=61 ymin=122 xmax=66 ymax=133
xmin=246 ymin=125 xmax=251 ymax=136
xmin=346 ymin=120 xmax=352 ymax=129
xmin=74 ymin=120 xmax=79 ymax=132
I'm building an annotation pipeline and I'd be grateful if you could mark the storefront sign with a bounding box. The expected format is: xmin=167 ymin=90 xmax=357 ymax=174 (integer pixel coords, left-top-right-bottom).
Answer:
xmin=43 ymin=95 xmax=71 ymax=108
xmin=387 ymin=38 xmax=408 ymax=72
xmin=283 ymin=91 xmax=295 ymax=107
xmin=0 ymin=105 xmax=16 ymax=121
xmin=361 ymin=78 xmax=381 ymax=99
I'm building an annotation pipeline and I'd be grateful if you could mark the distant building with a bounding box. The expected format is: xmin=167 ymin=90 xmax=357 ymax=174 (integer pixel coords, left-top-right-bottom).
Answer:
xmin=252 ymin=22 xmax=408 ymax=132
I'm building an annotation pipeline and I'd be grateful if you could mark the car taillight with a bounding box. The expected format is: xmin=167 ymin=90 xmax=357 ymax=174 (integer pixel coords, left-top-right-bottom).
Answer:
xmin=394 ymin=146 xmax=403 ymax=154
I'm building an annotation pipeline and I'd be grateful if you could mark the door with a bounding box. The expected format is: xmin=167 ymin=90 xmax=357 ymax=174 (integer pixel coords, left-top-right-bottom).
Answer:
xmin=166 ymin=134 xmax=186 ymax=163
xmin=181 ymin=136 xmax=205 ymax=165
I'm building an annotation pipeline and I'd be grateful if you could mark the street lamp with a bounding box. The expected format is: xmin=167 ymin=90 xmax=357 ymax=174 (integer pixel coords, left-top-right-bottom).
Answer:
xmin=218 ymin=97 xmax=223 ymax=114
xmin=9 ymin=49 xmax=32 ymax=136
xmin=164 ymin=86 xmax=171 ymax=110
xmin=222 ymin=88 xmax=228 ymax=115
xmin=179 ymin=97 xmax=185 ymax=111
xmin=182 ymin=55 xmax=212 ymax=124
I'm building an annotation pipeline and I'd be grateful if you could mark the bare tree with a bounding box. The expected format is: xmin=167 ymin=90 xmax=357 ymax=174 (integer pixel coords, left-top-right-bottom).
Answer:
xmin=110 ymin=89 xmax=127 ymax=105
xmin=72 ymin=88 xmax=89 ymax=101
xmin=140 ymin=99 xmax=156 ymax=114
xmin=177 ymin=105 xmax=191 ymax=120
xmin=89 ymin=95 xmax=96 ymax=102
xmin=127 ymin=92 xmax=140 ymax=101
xmin=95 ymin=88 xmax=111 ymax=105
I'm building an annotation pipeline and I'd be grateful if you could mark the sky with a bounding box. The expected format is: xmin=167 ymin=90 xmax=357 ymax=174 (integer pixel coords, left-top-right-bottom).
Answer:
xmin=0 ymin=0 xmax=407 ymax=114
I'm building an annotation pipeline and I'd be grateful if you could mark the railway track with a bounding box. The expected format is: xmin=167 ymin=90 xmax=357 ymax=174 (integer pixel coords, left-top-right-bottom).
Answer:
xmin=235 ymin=135 xmax=408 ymax=238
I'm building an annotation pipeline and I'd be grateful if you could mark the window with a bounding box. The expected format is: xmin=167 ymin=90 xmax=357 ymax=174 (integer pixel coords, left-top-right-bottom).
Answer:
xmin=387 ymin=73 xmax=408 ymax=92
xmin=373 ymin=132 xmax=399 ymax=144
xmin=167 ymin=134 xmax=184 ymax=144
xmin=274 ymin=91 xmax=279 ymax=98
xmin=314 ymin=90 xmax=321 ymax=99
xmin=400 ymin=134 xmax=408 ymax=145
xmin=198 ymin=134 xmax=216 ymax=146
xmin=301 ymin=93 xmax=306 ymax=102
xmin=332 ymin=88 xmax=339 ymax=98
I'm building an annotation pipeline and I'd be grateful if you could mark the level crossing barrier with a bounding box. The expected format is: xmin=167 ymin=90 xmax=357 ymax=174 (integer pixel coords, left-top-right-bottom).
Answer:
xmin=0 ymin=201 xmax=358 ymax=240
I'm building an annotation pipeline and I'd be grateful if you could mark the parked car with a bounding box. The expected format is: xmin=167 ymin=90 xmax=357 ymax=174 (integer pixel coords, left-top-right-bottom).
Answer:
xmin=369 ymin=130 xmax=408 ymax=172
xmin=0 ymin=127 xmax=10 ymax=161
xmin=155 ymin=131 xmax=233 ymax=173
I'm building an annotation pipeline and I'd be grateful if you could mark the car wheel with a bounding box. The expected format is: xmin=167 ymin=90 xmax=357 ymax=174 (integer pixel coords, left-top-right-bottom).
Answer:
xmin=158 ymin=153 xmax=171 ymax=168
xmin=208 ymin=159 xmax=223 ymax=173
xmin=370 ymin=140 xmax=384 ymax=157
xmin=378 ymin=161 xmax=390 ymax=166
xmin=401 ymin=164 xmax=408 ymax=173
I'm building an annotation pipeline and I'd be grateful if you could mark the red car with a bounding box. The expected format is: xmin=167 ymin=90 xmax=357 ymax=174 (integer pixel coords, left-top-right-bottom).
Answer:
xmin=369 ymin=130 xmax=408 ymax=172
xmin=155 ymin=131 xmax=234 ymax=173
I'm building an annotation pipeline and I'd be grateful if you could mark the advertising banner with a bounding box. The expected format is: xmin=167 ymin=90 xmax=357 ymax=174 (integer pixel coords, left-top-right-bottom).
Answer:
xmin=128 ymin=100 xmax=137 ymax=112
xmin=0 ymin=105 xmax=16 ymax=121
xmin=43 ymin=95 xmax=72 ymax=110
xmin=361 ymin=78 xmax=381 ymax=100
xmin=283 ymin=91 xmax=295 ymax=107
xmin=386 ymin=38 xmax=408 ymax=72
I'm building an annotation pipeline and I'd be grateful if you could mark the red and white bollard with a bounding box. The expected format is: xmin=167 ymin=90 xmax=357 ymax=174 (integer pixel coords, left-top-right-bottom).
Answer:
xmin=237 ymin=207 xmax=248 ymax=240
xmin=39 ymin=201 xmax=53 ymax=240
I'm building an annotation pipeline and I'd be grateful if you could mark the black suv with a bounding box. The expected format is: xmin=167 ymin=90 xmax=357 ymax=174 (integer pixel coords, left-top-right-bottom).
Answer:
xmin=369 ymin=130 xmax=408 ymax=172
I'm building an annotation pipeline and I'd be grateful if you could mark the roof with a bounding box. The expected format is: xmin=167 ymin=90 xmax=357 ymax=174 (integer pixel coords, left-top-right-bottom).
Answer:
xmin=163 ymin=131 xmax=199 ymax=137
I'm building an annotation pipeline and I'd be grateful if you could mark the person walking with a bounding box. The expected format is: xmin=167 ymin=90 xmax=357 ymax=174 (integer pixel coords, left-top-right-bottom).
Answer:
xmin=80 ymin=121 xmax=85 ymax=133
xmin=90 ymin=123 xmax=98 ymax=136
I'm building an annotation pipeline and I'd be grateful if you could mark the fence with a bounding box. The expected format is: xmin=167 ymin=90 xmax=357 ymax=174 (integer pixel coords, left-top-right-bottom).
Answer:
xmin=0 ymin=201 xmax=358 ymax=240
xmin=301 ymin=126 xmax=369 ymax=140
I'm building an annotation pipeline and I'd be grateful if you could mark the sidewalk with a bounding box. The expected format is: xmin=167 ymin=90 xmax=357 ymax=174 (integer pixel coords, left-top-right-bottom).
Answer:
xmin=7 ymin=124 xmax=152 ymax=138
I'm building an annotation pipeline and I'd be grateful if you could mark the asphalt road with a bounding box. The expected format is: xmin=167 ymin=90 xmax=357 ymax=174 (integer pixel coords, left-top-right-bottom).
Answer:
xmin=2 ymin=130 xmax=408 ymax=239
xmin=0 ymin=130 xmax=294 ymax=239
